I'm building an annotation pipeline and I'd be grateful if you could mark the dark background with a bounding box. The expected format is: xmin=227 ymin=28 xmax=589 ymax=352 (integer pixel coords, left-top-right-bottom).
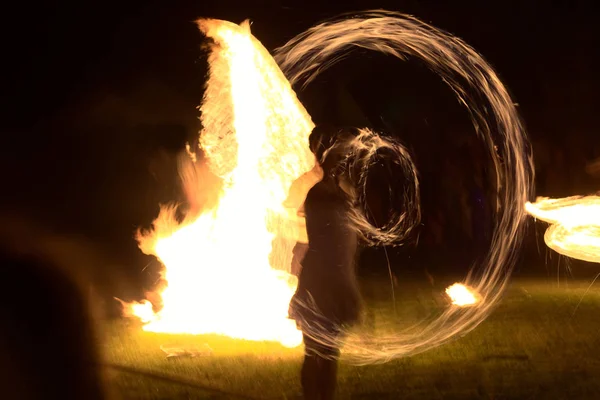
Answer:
xmin=1 ymin=1 xmax=599 ymax=305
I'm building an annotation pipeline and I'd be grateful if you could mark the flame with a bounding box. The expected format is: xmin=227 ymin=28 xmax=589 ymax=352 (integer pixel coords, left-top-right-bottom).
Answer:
xmin=525 ymin=196 xmax=600 ymax=263
xmin=121 ymin=11 xmax=533 ymax=363
xmin=445 ymin=283 xmax=479 ymax=307
xmin=127 ymin=19 xmax=316 ymax=347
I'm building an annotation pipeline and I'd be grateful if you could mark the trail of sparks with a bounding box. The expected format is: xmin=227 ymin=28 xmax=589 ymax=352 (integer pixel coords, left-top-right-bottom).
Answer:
xmin=125 ymin=11 xmax=533 ymax=363
xmin=526 ymin=196 xmax=600 ymax=263
xmin=274 ymin=10 xmax=533 ymax=364
xmin=320 ymin=127 xmax=421 ymax=246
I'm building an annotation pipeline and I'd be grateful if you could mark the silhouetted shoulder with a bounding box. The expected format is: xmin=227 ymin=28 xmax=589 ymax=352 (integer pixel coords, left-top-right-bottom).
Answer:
xmin=305 ymin=180 xmax=346 ymax=208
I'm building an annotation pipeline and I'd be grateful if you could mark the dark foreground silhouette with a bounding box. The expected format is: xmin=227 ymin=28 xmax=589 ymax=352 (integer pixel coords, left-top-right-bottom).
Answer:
xmin=0 ymin=249 xmax=108 ymax=400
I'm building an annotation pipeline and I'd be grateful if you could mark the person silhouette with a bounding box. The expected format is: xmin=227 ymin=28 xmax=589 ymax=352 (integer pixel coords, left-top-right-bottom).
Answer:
xmin=289 ymin=125 xmax=362 ymax=400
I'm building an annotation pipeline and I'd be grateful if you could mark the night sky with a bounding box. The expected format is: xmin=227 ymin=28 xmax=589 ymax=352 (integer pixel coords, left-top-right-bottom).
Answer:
xmin=1 ymin=1 xmax=599 ymax=296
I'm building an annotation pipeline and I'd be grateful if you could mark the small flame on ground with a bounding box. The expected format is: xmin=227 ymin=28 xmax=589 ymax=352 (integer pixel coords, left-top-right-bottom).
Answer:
xmin=445 ymin=283 xmax=479 ymax=307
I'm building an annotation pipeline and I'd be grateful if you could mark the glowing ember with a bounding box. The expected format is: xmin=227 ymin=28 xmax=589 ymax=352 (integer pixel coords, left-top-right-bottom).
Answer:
xmin=127 ymin=19 xmax=316 ymax=347
xmin=445 ymin=283 xmax=479 ymax=307
xmin=526 ymin=196 xmax=600 ymax=263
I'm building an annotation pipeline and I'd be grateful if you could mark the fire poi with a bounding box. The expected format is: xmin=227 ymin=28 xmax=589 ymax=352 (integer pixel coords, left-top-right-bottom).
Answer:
xmin=526 ymin=196 xmax=600 ymax=263
xmin=125 ymin=11 xmax=533 ymax=364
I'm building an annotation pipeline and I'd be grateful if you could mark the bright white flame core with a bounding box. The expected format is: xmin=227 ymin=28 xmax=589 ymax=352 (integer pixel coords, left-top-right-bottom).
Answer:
xmin=446 ymin=283 xmax=479 ymax=307
xmin=128 ymin=19 xmax=316 ymax=347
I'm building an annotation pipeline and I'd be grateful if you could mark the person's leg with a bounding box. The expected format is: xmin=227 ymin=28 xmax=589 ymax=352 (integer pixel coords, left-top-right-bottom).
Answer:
xmin=301 ymin=325 xmax=342 ymax=399
xmin=301 ymin=335 xmax=321 ymax=399
xmin=317 ymin=345 xmax=340 ymax=400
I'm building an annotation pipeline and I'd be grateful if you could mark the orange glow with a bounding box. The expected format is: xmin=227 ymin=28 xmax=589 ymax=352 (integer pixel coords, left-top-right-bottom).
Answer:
xmin=445 ymin=283 xmax=479 ymax=307
xmin=526 ymin=196 xmax=600 ymax=263
xmin=127 ymin=19 xmax=316 ymax=347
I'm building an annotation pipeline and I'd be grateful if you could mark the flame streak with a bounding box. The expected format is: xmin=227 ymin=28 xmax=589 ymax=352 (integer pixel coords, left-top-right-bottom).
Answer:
xmin=341 ymin=128 xmax=421 ymax=246
xmin=128 ymin=11 xmax=533 ymax=361
xmin=526 ymin=196 xmax=600 ymax=263
xmin=130 ymin=19 xmax=318 ymax=347
xmin=274 ymin=10 xmax=533 ymax=364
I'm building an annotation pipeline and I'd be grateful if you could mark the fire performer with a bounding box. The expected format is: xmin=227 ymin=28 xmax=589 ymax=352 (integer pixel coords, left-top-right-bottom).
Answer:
xmin=289 ymin=125 xmax=362 ymax=400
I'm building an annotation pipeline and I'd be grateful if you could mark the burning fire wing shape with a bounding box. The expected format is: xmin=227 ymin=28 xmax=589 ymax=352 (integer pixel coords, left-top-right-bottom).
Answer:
xmin=128 ymin=19 xmax=317 ymax=347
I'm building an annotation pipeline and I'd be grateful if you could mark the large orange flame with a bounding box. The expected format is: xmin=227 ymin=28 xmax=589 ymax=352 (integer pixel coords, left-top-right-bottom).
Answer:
xmin=127 ymin=19 xmax=318 ymax=347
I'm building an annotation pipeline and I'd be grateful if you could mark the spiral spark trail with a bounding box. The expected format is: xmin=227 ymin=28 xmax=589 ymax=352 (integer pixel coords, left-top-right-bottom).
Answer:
xmin=320 ymin=127 xmax=421 ymax=246
xmin=526 ymin=196 xmax=600 ymax=263
xmin=126 ymin=11 xmax=533 ymax=363
xmin=274 ymin=10 xmax=533 ymax=363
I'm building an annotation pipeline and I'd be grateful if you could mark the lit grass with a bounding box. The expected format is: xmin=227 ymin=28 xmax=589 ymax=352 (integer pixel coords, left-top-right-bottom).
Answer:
xmin=102 ymin=278 xmax=600 ymax=399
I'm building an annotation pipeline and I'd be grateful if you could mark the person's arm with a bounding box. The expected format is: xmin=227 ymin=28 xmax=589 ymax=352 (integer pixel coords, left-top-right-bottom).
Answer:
xmin=283 ymin=165 xmax=323 ymax=210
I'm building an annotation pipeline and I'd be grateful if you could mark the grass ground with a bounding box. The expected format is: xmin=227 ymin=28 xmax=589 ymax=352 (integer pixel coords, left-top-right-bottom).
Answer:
xmin=101 ymin=278 xmax=600 ymax=399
